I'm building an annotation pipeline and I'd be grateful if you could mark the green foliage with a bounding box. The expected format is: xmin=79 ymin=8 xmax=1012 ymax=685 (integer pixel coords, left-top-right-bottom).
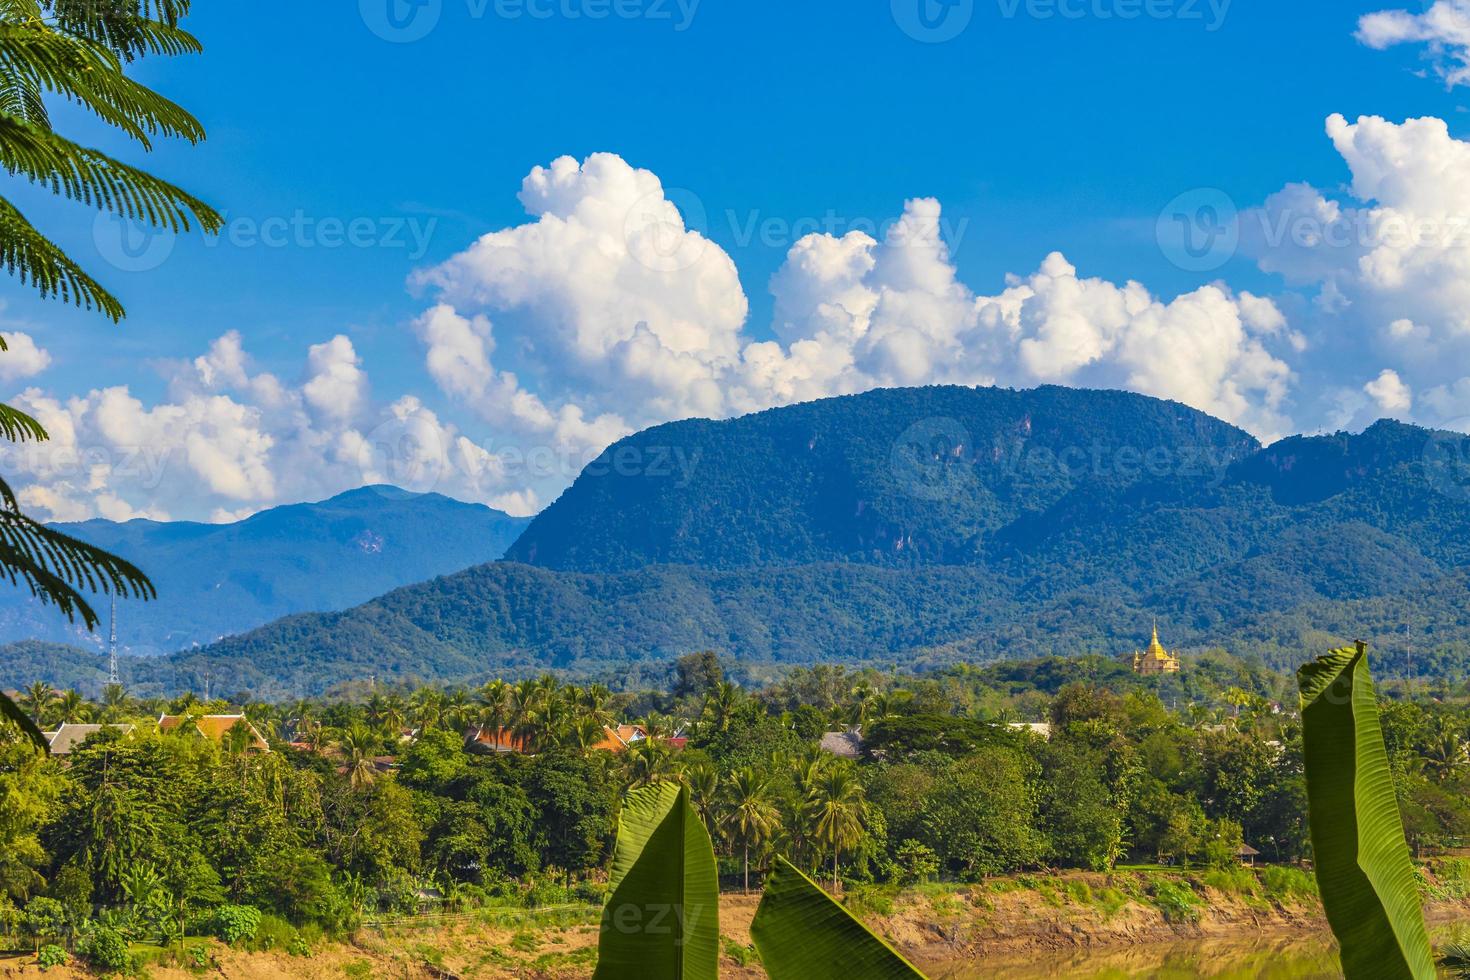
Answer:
xmin=1148 ymin=879 xmax=1201 ymax=923
xmin=750 ymin=856 xmax=926 ymax=979
xmin=916 ymin=749 xmax=1043 ymax=877
xmin=1299 ymin=644 xmax=1435 ymax=979
xmin=27 ymin=391 xmax=1470 ymax=695
xmin=892 ymin=840 xmax=939 ymax=886
xmin=214 ymin=904 xmax=261 ymax=945
xmin=36 ymin=943 xmax=67 ymax=969
xmin=593 ymin=783 xmax=719 ymax=980
xmin=79 ymin=923 xmax=130 ymax=971
xmin=1261 ymin=865 xmax=1318 ymax=902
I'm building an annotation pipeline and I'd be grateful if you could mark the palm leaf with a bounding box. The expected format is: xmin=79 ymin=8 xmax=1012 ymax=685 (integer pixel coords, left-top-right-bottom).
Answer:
xmin=0 ymin=23 xmax=207 ymax=148
xmin=0 ymin=114 xmax=221 ymax=231
xmin=1441 ymin=943 xmax=1470 ymax=979
xmin=0 ymin=401 xmax=48 ymax=442
xmin=750 ymin=856 xmax=926 ymax=980
xmin=1298 ymin=642 xmax=1435 ymax=979
xmin=0 ymin=194 xmax=125 ymax=319
xmin=0 ymin=688 xmax=48 ymax=751
xmin=593 ymin=782 xmax=719 ymax=980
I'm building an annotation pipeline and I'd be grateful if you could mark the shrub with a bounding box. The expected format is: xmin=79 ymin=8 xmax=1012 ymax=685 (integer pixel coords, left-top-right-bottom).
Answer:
xmin=249 ymin=912 xmax=298 ymax=952
xmin=894 ymin=840 xmax=940 ymax=886
xmin=1202 ymin=866 xmax=1258 ymax=896
xmin=722 ymin=936 xmax=759 ymax=967
xmin=24 ymin=897 xmax=67 ymax=949
xmin=36 ymin=945 xmax=68 ymax=970
xmin=1149 ymin=879 xmax=1201 ymax=922
xmin=1261 ymin=865 xmax=1318 ymax=902
xmin=80 ymin=925 xmax=131 ymax=971
xmin=215 ymin=904 xmax=262 ymax=945
xmin=287 ymin=934 xmax=312 ymax=958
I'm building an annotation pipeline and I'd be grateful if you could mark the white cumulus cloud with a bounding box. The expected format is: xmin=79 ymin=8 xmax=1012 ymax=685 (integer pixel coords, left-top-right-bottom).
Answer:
xmin=1358 ymin=1 xmax=1470 ymax=87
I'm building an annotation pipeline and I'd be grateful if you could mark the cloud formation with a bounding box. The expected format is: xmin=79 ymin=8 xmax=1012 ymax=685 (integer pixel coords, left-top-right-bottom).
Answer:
xmin=16 ymin=104 xmax=1470 ymax=523
xmin=413 ymin=154 xmax=1299 ymax=455
xmin=1358 ymin=1 xmax=1470 ymax=87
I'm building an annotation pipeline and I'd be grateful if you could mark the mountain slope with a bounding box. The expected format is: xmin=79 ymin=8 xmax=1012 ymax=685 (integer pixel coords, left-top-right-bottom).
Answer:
xmin=10 ymin=385 xmax=1470 ymax=697
xmin=0 ymin=487 xmax=529 ymax=655
xmin=506 ymin=385 xmax=1262 ymax=570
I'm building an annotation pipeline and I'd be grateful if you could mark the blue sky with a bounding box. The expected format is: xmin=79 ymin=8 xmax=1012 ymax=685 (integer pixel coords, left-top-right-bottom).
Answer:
xmin=4 ymin=0 xmax=1470 ymax=521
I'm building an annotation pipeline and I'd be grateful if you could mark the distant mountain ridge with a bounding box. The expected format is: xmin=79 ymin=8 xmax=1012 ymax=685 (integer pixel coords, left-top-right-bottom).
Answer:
xmin=8 ymin=385 xmax=1470 ymax=697
xmin=0 ymin=486 xmax=529 ymax=656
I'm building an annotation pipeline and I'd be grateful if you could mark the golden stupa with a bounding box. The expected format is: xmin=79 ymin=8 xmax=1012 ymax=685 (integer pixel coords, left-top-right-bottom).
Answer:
xmin=1131 ymin=621 xmax=1182 ymax=675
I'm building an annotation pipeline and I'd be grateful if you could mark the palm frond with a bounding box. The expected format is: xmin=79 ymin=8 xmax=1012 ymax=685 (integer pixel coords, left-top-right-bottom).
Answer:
xmin=0 ymin=23 xmax=206 ymax=147
xmin=0 ymin=689 xmax=48 ymax=751
xmin=47 ymin=0 xmax=201 ymax=60
xmin=0 ymin=401 xmax=48 ymax=442
xmin=0 ymin=194 xmax=125 ymax=320
xmin=0 ymin=497 xmax=155 ymax=629
xmin=0 ymin=114 xmax=221 ymax=231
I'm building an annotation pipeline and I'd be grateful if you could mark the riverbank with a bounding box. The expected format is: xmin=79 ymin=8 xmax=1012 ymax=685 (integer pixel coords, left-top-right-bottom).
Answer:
xmin=5 ymin=864 xmax=1470 ymax=978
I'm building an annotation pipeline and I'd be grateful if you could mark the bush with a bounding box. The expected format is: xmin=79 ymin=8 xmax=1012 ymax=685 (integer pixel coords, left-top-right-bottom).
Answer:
xmin=249 ymin=912 xmax=297 ymax=952
xmin=80 ymin=925 xmax=131 ymax=971
xmin=1261 ymin=865 xmax=1318 ymax=902
xmin=36 ymin=945 xmax=68 ymax=970
xmin=215 ymin=904 xmax=262 ymax=945
xmin=287 ymin=934 xmax=312 ymax=958
xmin=894 ymin=840 xmax=940 ymax=886
xmin=1202 ymin=866 xmax=1258 ymax=896
xmin=1149 ymin=879 xmax=1201 ymax=922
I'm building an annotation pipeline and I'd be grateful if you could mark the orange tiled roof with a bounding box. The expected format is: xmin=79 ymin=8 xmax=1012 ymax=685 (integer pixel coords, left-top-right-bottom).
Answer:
xmin=158 ymin=714 xmax=270 ymax=752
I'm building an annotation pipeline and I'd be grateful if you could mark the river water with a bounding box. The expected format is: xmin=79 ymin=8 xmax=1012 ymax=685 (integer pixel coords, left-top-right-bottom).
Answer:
xmin=943 ymin=922 xmax=1470 ymax=978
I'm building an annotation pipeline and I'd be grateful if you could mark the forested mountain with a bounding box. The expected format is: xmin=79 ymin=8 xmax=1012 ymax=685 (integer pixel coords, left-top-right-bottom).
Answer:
xmin=0 ymin=487 xmax=528 ymax=655
xmin=8 ymin=385 xmax=1470 ymax=698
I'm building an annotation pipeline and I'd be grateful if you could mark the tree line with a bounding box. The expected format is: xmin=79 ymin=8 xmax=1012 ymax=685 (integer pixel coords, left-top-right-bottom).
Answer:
xmin=3 ymin=650 xmax=1469 ymax=970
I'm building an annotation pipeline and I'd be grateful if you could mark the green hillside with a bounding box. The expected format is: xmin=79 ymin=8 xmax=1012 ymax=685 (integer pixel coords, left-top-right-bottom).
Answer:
xmin=0 ymin=487 xmax=529 ymax=655
xmin=8 ymin=385 xmax=1470 ymax=698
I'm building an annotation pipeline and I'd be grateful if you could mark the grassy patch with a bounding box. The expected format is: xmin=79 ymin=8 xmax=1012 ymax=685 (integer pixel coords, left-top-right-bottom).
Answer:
xmin=1148 ymin=879 xmax=1202 ymax=923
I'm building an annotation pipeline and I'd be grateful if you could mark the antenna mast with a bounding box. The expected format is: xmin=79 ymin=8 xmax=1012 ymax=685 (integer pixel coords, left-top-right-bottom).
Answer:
xmin=107 ymin=595 xmax=119 ymax=686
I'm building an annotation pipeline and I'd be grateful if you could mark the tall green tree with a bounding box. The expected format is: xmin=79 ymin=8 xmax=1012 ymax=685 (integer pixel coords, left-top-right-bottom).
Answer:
xmin=1 ymin=0 xmax=222 ymax=748
xmin=721 ymin=766 xmax=778 ymax=894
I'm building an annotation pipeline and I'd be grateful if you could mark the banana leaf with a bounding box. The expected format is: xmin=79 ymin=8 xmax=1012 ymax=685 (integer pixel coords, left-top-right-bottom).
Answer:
xmin=750 ymin=856 xmax=926 ymax=979
xmin=1298 ymin=642 xmax=1434 ymax=979
xmin=0 ymin=690 xmax=47 ymax=752
xmin=593 ymin=781 xmax=719 ymax=980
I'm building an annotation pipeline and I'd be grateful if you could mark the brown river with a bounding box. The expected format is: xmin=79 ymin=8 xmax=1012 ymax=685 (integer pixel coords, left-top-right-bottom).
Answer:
xmin=938 ymin=922 xmax=1470 ymax=978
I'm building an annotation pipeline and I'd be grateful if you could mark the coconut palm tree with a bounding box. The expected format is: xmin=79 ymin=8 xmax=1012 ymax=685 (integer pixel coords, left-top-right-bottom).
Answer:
xmin=805 ymin=765 xmax=867 ymax=893
xmin=20 ymin=680 xmax=54 ymax=726
xmin=721 ymin=767 xmax=779 ymax=894
xmin=0 ymin=0 xmax=224 ymax=750
xmin=701 ymin=681 xmax=741 ymax=734
xmin=338 ymin=725 xmax=379 ymax=791
xmin=568 ymin=715 xmax=607 ymax=754
xmin=408 ymin=688 xmax=445 ymax=732
xmin=681 ymin=760 xmax=719 ymax=836
xmin=622 ymin=738 xmax=677 ymax=789
xmin=476 ymin=679 xmax=510 ymax=752
xmin=54 ymin=688 xmax=88 ymax=724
